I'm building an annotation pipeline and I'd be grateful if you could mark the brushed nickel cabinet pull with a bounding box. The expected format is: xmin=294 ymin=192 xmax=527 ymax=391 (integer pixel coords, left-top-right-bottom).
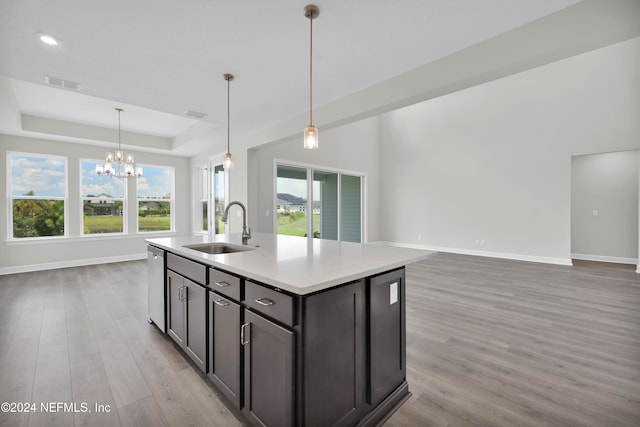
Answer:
xmin=241 ymin=323 xmax=250 ymax=345
xmin=214 ymin=299 xmax=230 ymax=307
xmin=255 ymin=297 xmax=275 ymax=307
xmin=214 ymin=280 xmax=231 ymax=287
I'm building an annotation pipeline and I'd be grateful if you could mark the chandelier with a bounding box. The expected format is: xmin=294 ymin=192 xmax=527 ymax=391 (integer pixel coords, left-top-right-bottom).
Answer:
xmin=95 ymin=108 xmax=143 ymax=178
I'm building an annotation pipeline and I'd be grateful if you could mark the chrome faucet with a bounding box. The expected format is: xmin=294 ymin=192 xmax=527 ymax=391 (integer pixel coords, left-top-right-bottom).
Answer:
xmin=222 ymin=201 xmax=251 ymax=245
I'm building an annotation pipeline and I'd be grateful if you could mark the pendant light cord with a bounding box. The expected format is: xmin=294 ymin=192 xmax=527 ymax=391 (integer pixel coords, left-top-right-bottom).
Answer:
xmin=117 ymin=108 xmax=122 ymax=152
xmin=227 ymin=77 xmax=230 ymax=154
xmin=309 ymin=14 xmax=313 ymax=126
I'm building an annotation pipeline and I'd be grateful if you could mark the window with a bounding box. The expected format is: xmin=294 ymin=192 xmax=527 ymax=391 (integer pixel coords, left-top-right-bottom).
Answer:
xmin=195 ymin=166 xmax=209 ymax=233
xmin=212 ymin=164 xmax=226 ymax=234
xmin=276 ymin=165 xmax=309 ymax=237
xmin=8 ymin=153 xmax=67 ymax=238
xmin=80 ymin=160 xmax=125 ymax=234
xmin=137 ymin=165 xmax=174 ymax=232
xmin=276 ymin=162 xmax=364 ymax=242
xmin=194 ymin=163 xmax=226 ymax=234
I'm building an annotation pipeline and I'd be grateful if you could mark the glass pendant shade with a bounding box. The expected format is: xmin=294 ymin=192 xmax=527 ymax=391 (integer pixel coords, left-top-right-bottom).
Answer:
xmin=303 ymin=125 xmax=318 ymax=150
xmin=223 ymin=152 xmax=233 ymax=169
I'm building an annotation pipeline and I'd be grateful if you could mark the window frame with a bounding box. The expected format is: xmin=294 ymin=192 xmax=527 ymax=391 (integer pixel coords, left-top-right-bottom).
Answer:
xmin=209 ymin=159 xmax=229 ymax=236
xmin=79 ymin=158 xmax=127 ymax=236
xmin=136 ymin=164 xmax=175 ymax=234
xmin=7 ymin=151 xmax=69 ymax=241
xmin=193 ymin=165 xmax=209 ymax=234
xmin=193 ymin=155 xmax=229 ymax=236
xmin=273 ymin=159 xmax=366 ymax=243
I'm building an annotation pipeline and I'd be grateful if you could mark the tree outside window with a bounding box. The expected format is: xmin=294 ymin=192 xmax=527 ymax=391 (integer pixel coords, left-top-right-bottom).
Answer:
xmin=9 ymin=153 xmax=67 ymax=238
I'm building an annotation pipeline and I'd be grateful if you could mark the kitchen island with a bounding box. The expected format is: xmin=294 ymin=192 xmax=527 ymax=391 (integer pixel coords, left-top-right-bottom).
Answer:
xmin=146 ymin=232 xmax=430 ymax=427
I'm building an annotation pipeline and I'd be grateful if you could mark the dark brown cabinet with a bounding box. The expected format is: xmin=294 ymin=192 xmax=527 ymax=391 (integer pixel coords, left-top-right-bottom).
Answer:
xmin=167 ymin=270 xmax=185 ymax=346
xmin=303 ymin=280 xmax=366 ymax=427
xmin=208 ymin=292 xmax=241 ymax=408
xmin=242 ymin=309 xmax=294 ymax=427
xmin=166 ymin=262 xmax=207 ymax=373
xmin=157 ymin=247 xmax=409 ymax=427
xmin=368 ymin=268 xmax=406 ymax=407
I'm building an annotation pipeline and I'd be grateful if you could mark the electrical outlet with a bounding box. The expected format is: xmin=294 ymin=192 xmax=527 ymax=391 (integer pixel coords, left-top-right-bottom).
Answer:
xmin=266 ymin=210 xmax=270 ymax=217
xmin=593 ymin=209 xmax=599 ymax=216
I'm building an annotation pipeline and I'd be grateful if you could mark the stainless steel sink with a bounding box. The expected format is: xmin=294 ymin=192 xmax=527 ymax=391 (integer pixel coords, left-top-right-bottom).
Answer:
xmin=183 ymin=243 xmax=256 ymax=254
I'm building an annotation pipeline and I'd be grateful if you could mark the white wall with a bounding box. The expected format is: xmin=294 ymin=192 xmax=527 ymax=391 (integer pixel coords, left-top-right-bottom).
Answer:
xmin=571 ymin=151 xmax=638 ymax=263
xmin=377 ymin=37 xmax=640 ymax=264
xmin=0 ymin=134 xmax=191 ymax=274
xmin=248 ymin=117 xmax=380 ymax=242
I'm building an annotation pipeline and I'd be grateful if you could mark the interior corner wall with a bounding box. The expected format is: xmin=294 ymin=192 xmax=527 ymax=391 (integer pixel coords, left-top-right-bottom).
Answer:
xmin=0 ymin=134 xmax=191 ymax=273
xmin=571 ymin=151 xmax=638 ymax=263
xmin=248 ymin=116 xmax=381 ymax=242
xmin=378 ymin=37 xmax=640 ymax=263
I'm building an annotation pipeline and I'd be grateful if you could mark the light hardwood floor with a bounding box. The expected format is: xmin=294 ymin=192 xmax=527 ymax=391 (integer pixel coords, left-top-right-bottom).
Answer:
xmin=0 ymin=254 xmax=638 ymax=426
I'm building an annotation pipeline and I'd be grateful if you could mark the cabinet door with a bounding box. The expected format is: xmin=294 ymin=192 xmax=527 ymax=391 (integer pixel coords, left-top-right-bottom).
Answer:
xmin=167 ymin=270 xmax=185 ymax=346
xmin=304 ymin=280 xmax=365 ymax=427
xmin=369 ymin=268 xmax=406 ymax=406
xmin=243 ymin=310 xmax=294 ymax=427
xmin=184 ymin=278 xmax=207 ymax=372
xmin=208 ymin=293 xmax=241 ymax=408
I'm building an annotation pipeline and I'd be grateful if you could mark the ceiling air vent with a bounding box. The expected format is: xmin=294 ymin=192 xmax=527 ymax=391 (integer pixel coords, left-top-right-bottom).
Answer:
xmin=184 ymin=109 xmax=208 ymax=120
xmin=44 ymin=75 xmax=81 ymax=91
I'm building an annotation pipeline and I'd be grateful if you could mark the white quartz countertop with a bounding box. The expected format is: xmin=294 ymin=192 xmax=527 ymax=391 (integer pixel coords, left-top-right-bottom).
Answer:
xmin=146 ymin=233 xmax=432 ymax=295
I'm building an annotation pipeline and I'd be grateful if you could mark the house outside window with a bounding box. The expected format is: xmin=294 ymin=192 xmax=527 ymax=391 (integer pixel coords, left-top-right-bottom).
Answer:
xmin=8 ymin=152 xmax=67 ymax=239
xmin=81 ymin=159 xmax=125 ymax=234
xmin=137 ymin=165 xmax=174 ymax=232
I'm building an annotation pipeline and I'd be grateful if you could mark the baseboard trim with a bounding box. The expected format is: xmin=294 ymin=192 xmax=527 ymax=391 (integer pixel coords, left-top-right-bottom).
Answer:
xmin=374 ymin=241 xmax=572 ymax=266
xmin=571 ymin=253 xmax=637 ymax=265
xmin=0 ymin=253 xmax=147 ymax=276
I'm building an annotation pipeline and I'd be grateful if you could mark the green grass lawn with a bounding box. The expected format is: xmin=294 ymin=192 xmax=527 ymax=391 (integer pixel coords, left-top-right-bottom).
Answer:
xmin=84 ymin=215 xmax=171 ymax=233
xmin=277 ymin=213 xmax=319 ymax=237
xmin=83 ymin=215 xmax=123 ymax=233
xmin=138 ymin=216 xmax=171 ymax=232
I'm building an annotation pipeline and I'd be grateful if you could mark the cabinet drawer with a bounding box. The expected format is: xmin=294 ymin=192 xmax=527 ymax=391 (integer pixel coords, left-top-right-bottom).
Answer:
xmin=167 ymin=253 xmax=206 ymax=285
xmin=209 ymin=268 xmax=241 ymax=302
xmin=245 ymin=280 xmax=294 ymax=327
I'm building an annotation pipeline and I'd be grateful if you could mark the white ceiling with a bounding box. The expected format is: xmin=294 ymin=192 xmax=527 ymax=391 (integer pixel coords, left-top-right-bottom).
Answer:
xmin=0 ymin=0 xmax=635 ymax=157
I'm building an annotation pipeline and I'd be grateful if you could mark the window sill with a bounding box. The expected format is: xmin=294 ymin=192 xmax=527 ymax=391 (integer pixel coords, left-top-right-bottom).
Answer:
xmin=5 ymin=231 xmax=176 ymax=245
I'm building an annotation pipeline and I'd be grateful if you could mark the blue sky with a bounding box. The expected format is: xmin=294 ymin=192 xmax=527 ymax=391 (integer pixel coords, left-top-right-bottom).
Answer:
xmin=10 ymin=154 xmax=66 ymax=197
xmin=10 ymin=154 xmax=173 ymax=199
xmin=136 ymin=165 xmax=173 ymax=198
xmin=81 ymin=160 xmax=124 ymax=197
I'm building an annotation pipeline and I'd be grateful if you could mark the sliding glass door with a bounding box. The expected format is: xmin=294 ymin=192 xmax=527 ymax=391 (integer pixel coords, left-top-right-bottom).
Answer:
xmin=340 ymin=174 xmax=362 ymax=243
xmin=276 ymin=165 xmax=309 ymax=237
xmin=276 ymin=163 xmax=364 ymax=242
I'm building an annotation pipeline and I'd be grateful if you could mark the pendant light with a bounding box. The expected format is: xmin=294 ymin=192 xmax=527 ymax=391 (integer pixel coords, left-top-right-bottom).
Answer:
xmin=95 ymin=108 xmax=142 ymax=178
xmin=303 ymin=4 xmax=319 ymax=149
xmin=223 ymin=73 xmax=234 ymax=169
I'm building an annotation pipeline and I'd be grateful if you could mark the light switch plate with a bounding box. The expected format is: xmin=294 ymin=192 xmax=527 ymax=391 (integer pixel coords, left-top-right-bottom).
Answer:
xmin=390 ymin=282 xmax=398 ymax=305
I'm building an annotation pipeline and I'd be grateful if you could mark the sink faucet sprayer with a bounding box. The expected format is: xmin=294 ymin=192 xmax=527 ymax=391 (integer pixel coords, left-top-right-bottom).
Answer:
xmin=222 ymin=201 xmax=251 ymax=245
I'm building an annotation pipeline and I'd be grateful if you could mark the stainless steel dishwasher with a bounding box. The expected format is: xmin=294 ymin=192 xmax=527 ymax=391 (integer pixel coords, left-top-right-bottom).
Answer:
xmin=147 ymin=245 xmax=166 ymax=332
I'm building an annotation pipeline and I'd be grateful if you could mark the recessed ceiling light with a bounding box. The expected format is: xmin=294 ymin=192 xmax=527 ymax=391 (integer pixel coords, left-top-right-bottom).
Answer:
xmin=39 ymin=34 xmax=60 ymax=46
